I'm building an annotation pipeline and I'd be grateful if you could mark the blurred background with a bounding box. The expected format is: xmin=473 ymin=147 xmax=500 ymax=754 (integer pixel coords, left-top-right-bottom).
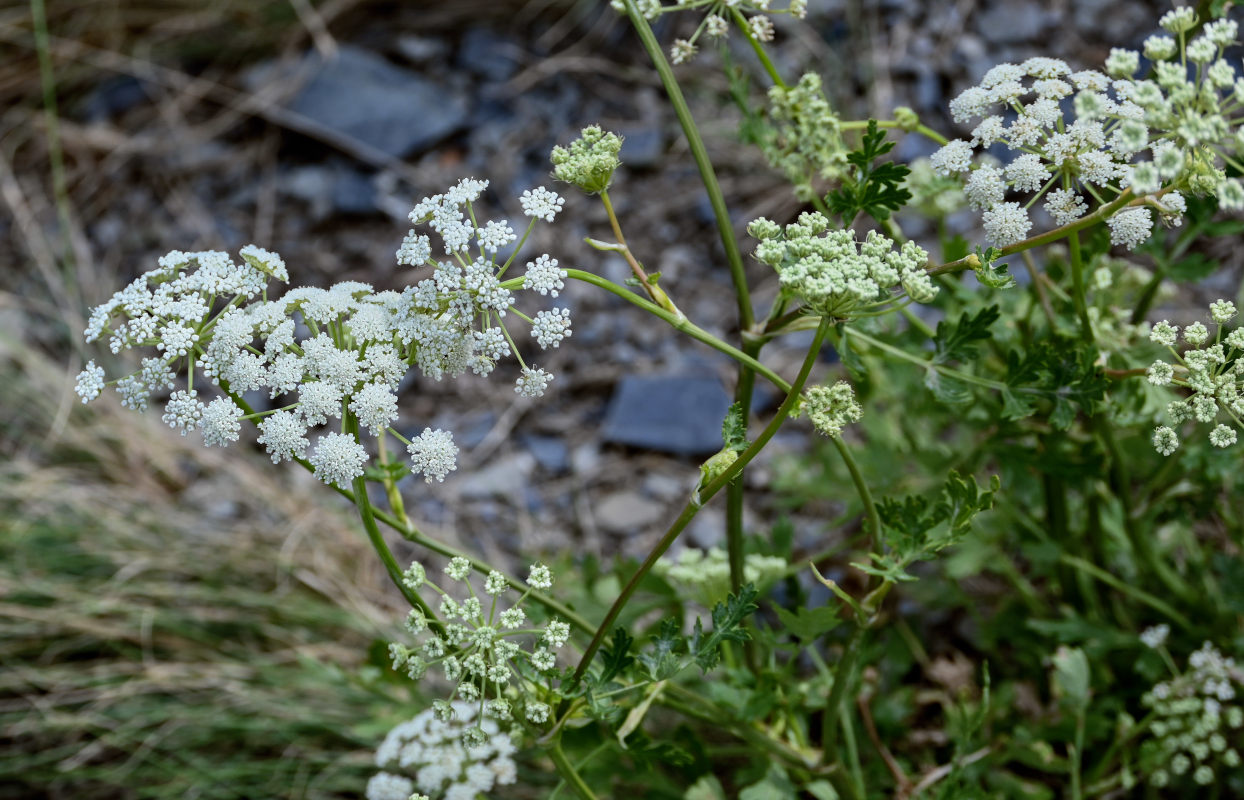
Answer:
xmin=0 ymin=1 xmax=1172 ymax=797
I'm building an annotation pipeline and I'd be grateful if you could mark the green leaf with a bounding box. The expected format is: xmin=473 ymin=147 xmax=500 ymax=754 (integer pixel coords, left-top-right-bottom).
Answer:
xmin=686 ymin=774 xmax=728 ymax=800
xmin=933 ymin=306 xmax=1000 ymax=365
xmin=1165 ymin=252 xmax=1217 ymax=282
xmin=739 ymin=765 xmax=797 ymax=800
xmin=773 ymin=604 xmax=840 ymax=642
xmin=924 ymin=368 xmax=972 ymax=406
xmin=637 ymin=618 xmax=683 ymax=682
xmin=690 ymin=584 xmax=760 ymax=673
xmin=1051 ymin=646 xmax=1091 ymax=710
xmin=805 ymin=781 xmax=840 ymax=800
xmin=972 ymin=247 xmax=1015 ymax=289
xmin=1000 ymin=388 xmax=1037 ymax=420
xmin=596 ymin=627 xmax=635 ymax=685
xmin=721 ymin=401 xmax=749 ymax=452
xmin=826 ymin=120 xmax=912 ymax=223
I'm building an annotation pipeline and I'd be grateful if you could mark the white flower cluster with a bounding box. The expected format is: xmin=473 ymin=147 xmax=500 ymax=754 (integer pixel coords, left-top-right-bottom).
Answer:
xmin=608 ymin=0 xmax=807 ymax=65
xmin=931 ymin=9 xmax=1244 ymax=251
xmin=368 ymin=701 xmax=518 ymax=800
xmin=1144 ymin=299 xmax=1243 ymax=456
xmin=655 ymin=547 xmax=787 ymax=607
xmin=387 ymin=559 xmax=564 ymax=736
xmin=1140 ymin=642 xmax=1244 ymax=789
xmin=748 ymin=211 xmax=936 ymax=320
xmin=799 ymin=380 xmax=863 ymax=438
xmin=75 ymin=179 xmax=567 ymax=489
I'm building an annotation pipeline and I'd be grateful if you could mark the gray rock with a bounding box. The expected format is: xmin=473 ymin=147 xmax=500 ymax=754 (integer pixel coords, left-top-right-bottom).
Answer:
xmin=571 ymin=443 xmax=602 ymax=477
xmin=522 ymin=435 xmax=570 ymax=474
xmin=457 ymin=28 xmax=521 ymax=82
xmin=975 ymin=2 xmax=1048 ymax=44
xmin=595 ymin=490 xmax=666 ymax=535
xmin=288 ymin=45 xmax=469 ymax=158
xmin=395 ymin=34 xmax=447 ymax=65
xmin=281 ymin=163 xmax=377 ymax=218
xmin=453 ymin=452 xmax=535 ymax=499
xmin=602 ymin=375 xmax=732 ymax=456
xmin=618 ymin=125 xmax=664 ymax=169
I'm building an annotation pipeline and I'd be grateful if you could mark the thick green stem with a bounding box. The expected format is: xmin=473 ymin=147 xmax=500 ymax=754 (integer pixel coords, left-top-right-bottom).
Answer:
xmin=548 ymin=740 xmax=601 ymax=800
xmin=830 ymin=436 xmax=880 ymax=555
xmin=926 ymin=190 xmax=1136 ymax=276
xmin=1067 ymin=229 xmax=1093 ymax=339
xmin=569 ymin=319 xmax=832 ymax=689
xmin=821 ymin=625 xmax=863 ymax=766
xmin=563 ymin=269 xmax=787 ymax=391
xmin=624 ymin=0 xmax=754 ymax=329
xmin=347 ymin=471 xmax=442 ymax=634
xmin=727 ymin=338 xmax=764 ymax=595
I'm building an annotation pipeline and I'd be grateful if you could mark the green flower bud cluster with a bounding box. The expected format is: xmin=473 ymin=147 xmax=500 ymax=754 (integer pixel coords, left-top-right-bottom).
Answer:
xmin=1139 ymin=642 xmax=1244 ymax=789
xmin=387 ymin=559 xmax=565 ymax=741
xmin=654 ymin=547 xmax=787 ymax=608
xmin=749 ymin=211 xmax=936 ymax=319
xmin=763 ymin=73 xmax=849 ymax=195
xmin=551 ymin=125 xmax=623 ymax=194
xmin=1144 ymin=298 xmax=1243 ymax=456
xmin=799 ymin=381 xmax=863 ymax=438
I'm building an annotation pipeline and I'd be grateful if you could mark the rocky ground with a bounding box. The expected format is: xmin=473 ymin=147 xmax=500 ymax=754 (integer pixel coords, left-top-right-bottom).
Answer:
xmin=1 ymin=0 xmax=1176 ymax=577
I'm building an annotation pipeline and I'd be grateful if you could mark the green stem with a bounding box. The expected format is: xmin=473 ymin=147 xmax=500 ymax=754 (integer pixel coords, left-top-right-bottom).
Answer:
xmin=727 ymin=338 xmax=764 ymax=596
xmin=822 ymin=626 xmax=863 ymax=766
xmin=548 ymin=740 xmax=600 ymax=800
xmin=729 ymin=7 xmax=785 ymax=88
xmin=346 ymin=461 xmax=443 ymax=635
xmin=563 ymin=268 xmax=787 ymax=390
xmin=568 ymin=318 xmax=832 ymax=689
xmin=926 ymin=190 xmax=1136 ymax=276
xmin=624 ymin=0 xmax=754 ymax=329
xmin=830 ymin=435 xmax=880 ymax=555
xmin=1058 ymin=554 xmax=1192 ymax=629
xmin=1071 ymin=709 xmax=1086 ymax=800
xmin=727 ymin=338 xmax=764 ymax=674
xmin=1067 ymin=229 xmax=1093 ymax=340
xmin=840 ymin=118 xmax=949 ymax=146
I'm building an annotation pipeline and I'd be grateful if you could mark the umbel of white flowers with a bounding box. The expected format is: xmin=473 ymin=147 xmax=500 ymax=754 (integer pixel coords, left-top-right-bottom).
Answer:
xmin=74 ymin=178 xmax=569 ymax=489
xmin=930 ymin=12 xmax=1244 ymax=250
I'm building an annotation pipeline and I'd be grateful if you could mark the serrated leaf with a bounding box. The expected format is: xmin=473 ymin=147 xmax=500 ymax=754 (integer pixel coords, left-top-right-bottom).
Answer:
xmin=826 ymin=120 xmax=911 ymax=223
xmin=690 ymin=584 xmax=760 ymax=673
xmin=595 ymin=627 xmax=634 ymax=685
xmin=933 ymin=306 xmax=1000 ymax=364
xmin=773 ymin=604 xmax=840 ymax=642
xmin=637 ymin=618 xmax=683 ymax=682
xmin=1165 ymin=252 xmax=1217 ymax=282
xmin=1000 ymin=388 xmax=1037 ymax=420
xmin=721 ymin=401 xmax=749 ymax=452
xmin=924 ymin=368 xmax=972 ymax=406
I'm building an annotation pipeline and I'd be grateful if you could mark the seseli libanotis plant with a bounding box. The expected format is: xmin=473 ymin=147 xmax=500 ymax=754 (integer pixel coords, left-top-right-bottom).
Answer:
xmin=73 ymin=1 xmax=1244 ymax=797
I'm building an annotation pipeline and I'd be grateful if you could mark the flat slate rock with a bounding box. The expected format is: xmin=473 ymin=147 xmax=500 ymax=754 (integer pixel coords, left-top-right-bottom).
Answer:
xmin=601 ymin=375 xmax=731 ymax=457
xmin=288 ymin=45 xmax=469 ymax=158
